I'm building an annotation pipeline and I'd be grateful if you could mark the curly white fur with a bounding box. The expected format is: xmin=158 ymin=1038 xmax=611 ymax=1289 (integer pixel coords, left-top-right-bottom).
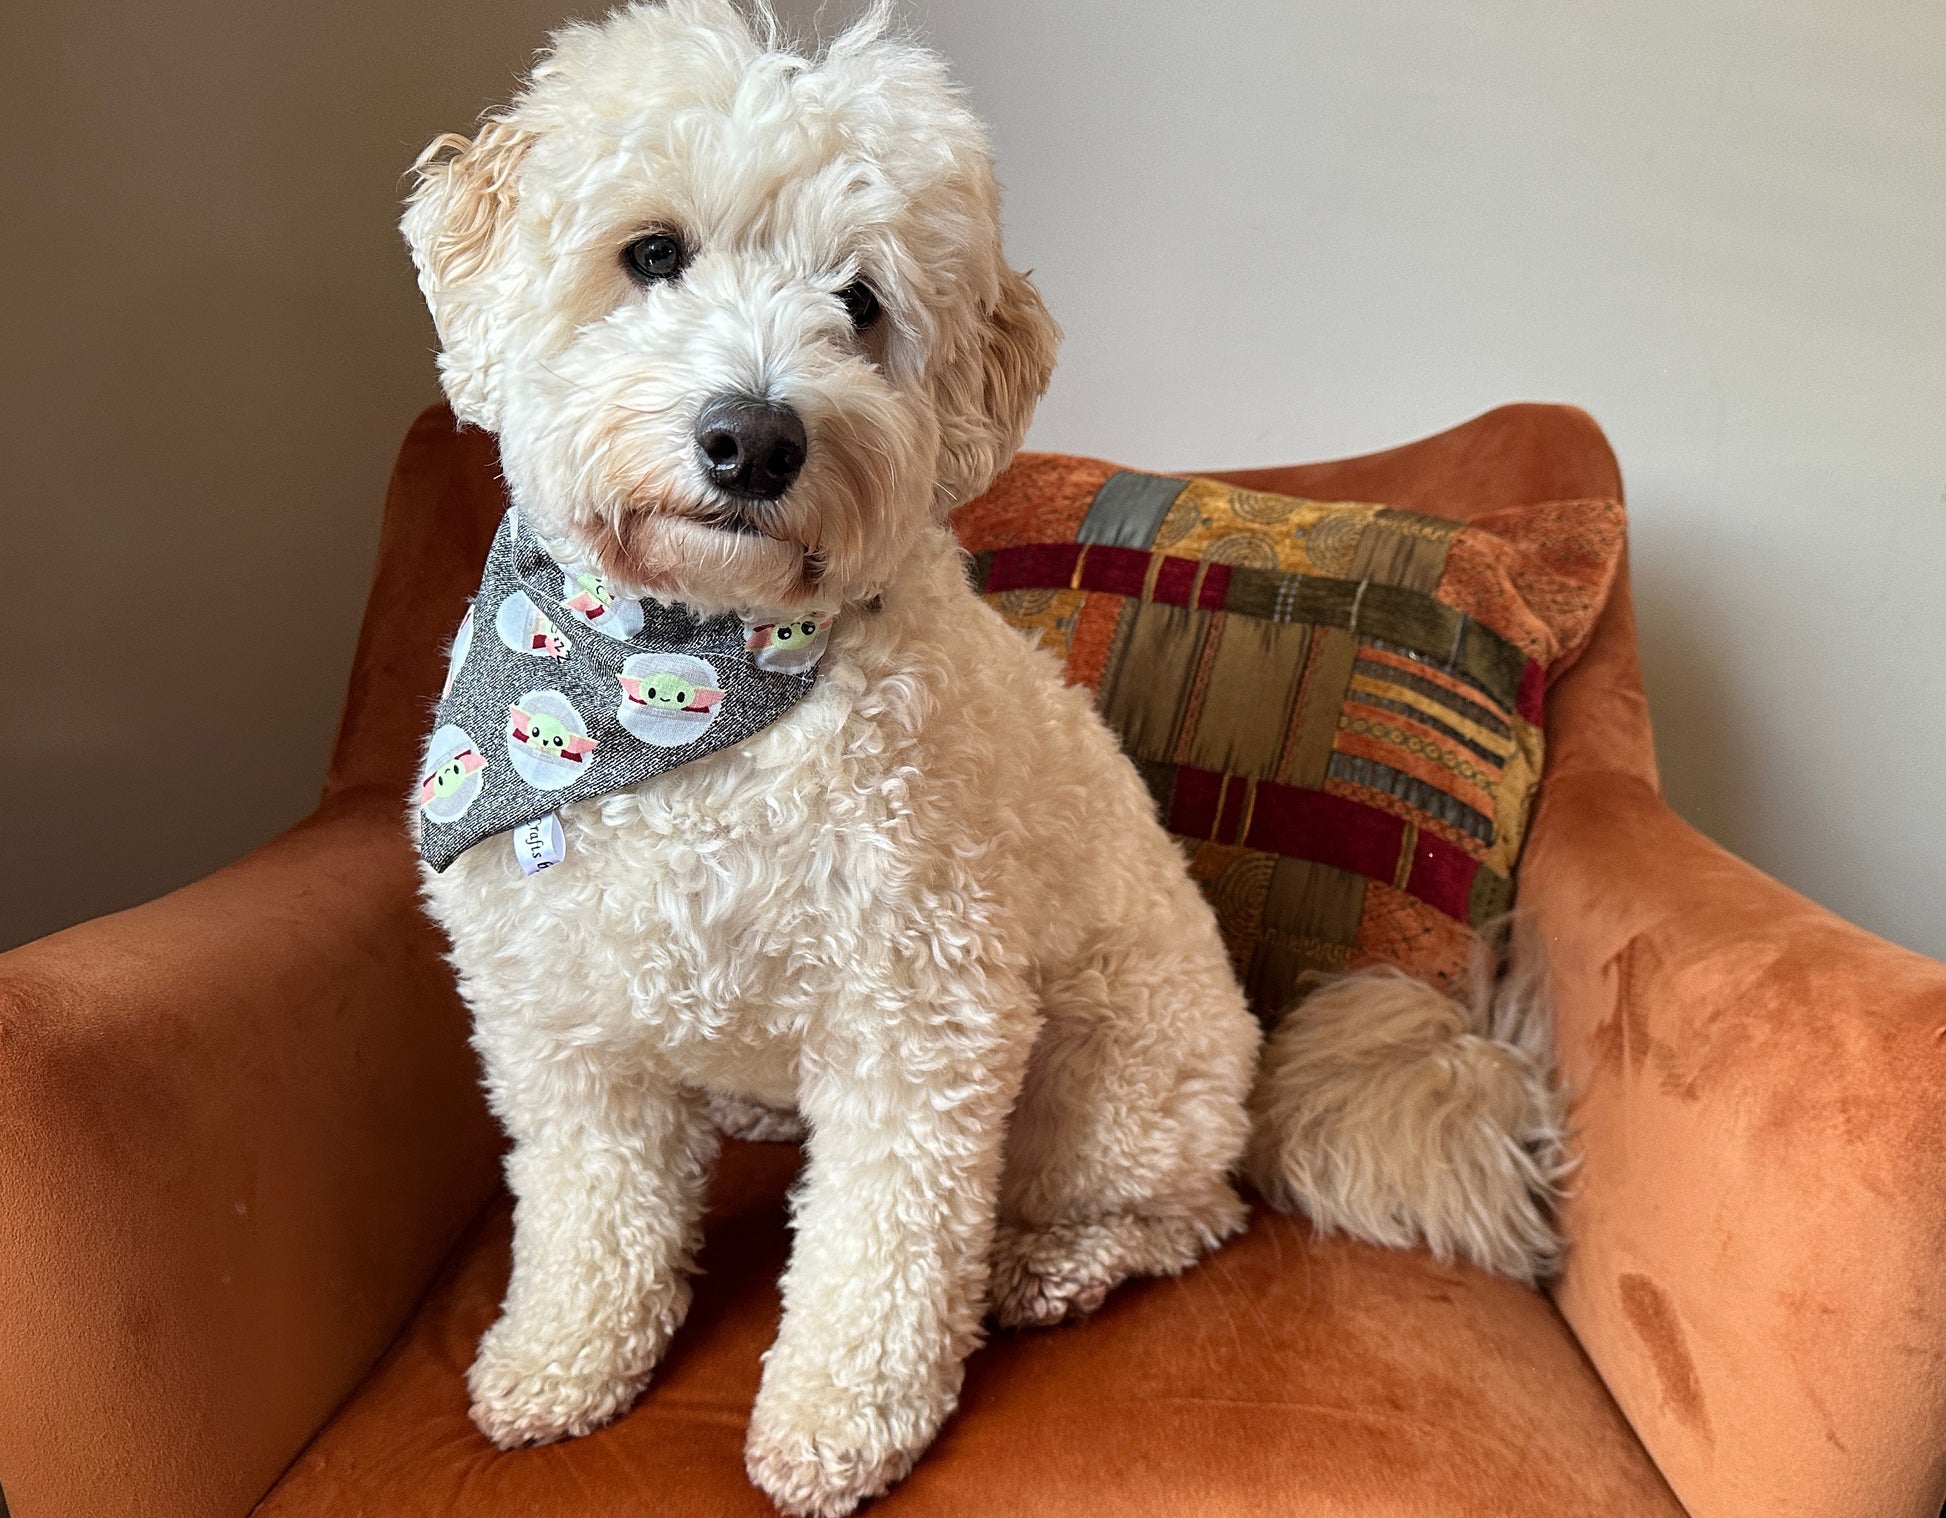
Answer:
xmin=401 ymin=5 xmax=1562 ymax=1513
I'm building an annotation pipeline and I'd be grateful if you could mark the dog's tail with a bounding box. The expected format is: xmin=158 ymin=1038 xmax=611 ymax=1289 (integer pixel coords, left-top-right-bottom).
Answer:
xmin=1242 ymin=925 xmax=1569 ymax=1283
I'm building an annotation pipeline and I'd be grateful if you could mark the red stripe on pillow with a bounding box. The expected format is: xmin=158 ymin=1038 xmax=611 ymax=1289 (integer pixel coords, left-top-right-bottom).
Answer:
xmin=1404 ymin=830 xmax=1482 ymax=920
xmin=1167 ymin=766 xmax=1225 ymax=839
xmin=1516 ymin=659 xmax=1546 ymax=724
xmin=1212 ymin=776 xmax=1248 ymax=846
xmin=1077 ymin=543 xmax=1152 ymax=598
xmin=1244 ymin=782 xmax=1405 ymax=882
xmin=1152 ymin=556 xmax=1198 ymax=604
xmin=985 ymin=543 xmax=1082 ymax=593
xmin=1166 ymin=766 xmax=1484 ymax=920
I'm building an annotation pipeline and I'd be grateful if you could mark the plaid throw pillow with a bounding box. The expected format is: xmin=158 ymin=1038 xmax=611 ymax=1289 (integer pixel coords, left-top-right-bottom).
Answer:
xmin=952 ymin=453 xmax=1626 ymax=1021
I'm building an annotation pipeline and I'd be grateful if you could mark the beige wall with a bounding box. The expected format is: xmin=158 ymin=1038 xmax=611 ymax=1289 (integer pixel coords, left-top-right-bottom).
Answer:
xmin=7 ymin=2 xmax=1942 ymax=959
xmin=3 ymin=1 xmax=603 ymax=948
xmin=804 ymin=0 xmax=1945 ymax=960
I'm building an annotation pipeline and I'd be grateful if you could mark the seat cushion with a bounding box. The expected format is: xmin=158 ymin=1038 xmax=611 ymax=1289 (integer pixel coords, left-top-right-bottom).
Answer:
xmin=258 ymin=1141 xmax=1680 ymax=1517
xmin=951 ymin=454 xmax=1625 ymax=1011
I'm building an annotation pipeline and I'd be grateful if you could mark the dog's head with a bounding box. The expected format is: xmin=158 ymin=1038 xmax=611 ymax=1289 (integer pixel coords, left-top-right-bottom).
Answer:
xmin=403 ymin=0 xmax=1059 ymax=615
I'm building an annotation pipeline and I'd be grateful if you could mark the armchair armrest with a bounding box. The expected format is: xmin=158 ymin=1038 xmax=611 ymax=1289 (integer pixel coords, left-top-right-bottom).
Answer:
xmin=1525 ymin=769 xmax=1946 ymax=1518
xmin=0 ymin=788 xmax=499 ymax=1518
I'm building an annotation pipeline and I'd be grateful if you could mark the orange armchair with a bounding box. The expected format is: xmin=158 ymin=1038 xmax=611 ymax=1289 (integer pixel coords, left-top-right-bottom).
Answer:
xmin=3 ymin=404 xmax=1940 ymax=1518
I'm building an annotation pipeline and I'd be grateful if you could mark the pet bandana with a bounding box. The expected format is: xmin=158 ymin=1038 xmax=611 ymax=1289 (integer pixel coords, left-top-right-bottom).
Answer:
xmin=416 ymin=506 xmax=834 ymax=872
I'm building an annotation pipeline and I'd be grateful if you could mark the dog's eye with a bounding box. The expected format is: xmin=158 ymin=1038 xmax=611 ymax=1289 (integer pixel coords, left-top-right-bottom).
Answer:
xmin=837 ymin=280 xmax=881 ymax=330
xmin=623 ymin=232 xmax=686 ymax=283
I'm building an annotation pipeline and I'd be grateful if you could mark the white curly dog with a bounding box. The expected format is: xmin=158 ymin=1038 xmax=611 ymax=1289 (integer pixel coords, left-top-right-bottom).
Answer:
xmin=405 ymin=4 xmax=1563 ymax=1513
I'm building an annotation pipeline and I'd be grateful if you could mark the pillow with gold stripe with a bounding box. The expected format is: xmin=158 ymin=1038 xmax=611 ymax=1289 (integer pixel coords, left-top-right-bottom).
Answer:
xmin=951 ymin=453 xmax=1626 ymax=1021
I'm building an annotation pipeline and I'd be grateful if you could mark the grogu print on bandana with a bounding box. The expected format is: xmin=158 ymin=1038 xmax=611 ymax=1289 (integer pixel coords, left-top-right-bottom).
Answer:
xmin=558 ymin=563 xmax=644 ymax=638
xmin=415 ymin=506 xmax=836 ymax=872
xmin=745 ymin=614 xmax=833 ymax=674
xmin=506 ymin=691 xmax=600 ymax=788
xmin=617 ymin=652 xmax=727 ymax=746
xmin=419 ymin=724 xmax=488 ymax=824
xmin=495 ymin=590 xmax=572 ymax=658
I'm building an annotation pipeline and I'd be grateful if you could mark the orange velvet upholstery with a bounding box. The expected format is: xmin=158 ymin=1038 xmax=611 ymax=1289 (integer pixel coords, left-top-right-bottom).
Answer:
xmin=257 ymin=1142 xmax=1680 ymax=1518
xmin=0 ymin=789 xmax=501 ymax=1518
xmin=0 ymin=402 xmax=1938 ymax=1518
xmin=1530 ymin=778 xmax=1946 ymax=1515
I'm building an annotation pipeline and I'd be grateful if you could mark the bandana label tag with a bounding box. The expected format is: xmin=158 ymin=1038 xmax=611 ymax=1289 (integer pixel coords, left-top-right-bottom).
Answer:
xmin=512 ymin=813 xmax=567 ymax=875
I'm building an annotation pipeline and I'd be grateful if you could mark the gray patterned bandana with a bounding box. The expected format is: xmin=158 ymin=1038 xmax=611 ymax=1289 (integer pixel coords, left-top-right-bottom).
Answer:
xmin=416 ymin=506 xmax=833 ymax=873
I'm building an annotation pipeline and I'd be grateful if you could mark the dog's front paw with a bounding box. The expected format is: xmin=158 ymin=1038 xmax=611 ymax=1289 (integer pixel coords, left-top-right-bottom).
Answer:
xmin=466 ymin=1316 xmax=653 ymax=1449
xmin=989 ymin=1220 xmax=1116 ymax=1328
xmin=745 ymin=1385 xmax=941 ymax=1518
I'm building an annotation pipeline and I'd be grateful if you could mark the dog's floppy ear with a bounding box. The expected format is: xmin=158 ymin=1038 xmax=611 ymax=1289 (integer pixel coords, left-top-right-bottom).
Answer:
xmin=401 ymin=116 xmax=535 ymax=430
xmin=931 ymin=264 xmax=1061 ymax=512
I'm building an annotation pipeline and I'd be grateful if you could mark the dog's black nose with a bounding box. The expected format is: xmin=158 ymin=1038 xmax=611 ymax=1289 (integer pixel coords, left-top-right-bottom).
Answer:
xmin=694 ymin=395 xmax=807 ymax=501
